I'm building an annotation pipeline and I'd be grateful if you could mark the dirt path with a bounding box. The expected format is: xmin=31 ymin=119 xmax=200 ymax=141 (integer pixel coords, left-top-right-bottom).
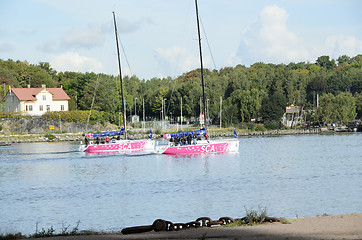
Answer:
xmin=25 ymin=213 xmax=362 ymax=240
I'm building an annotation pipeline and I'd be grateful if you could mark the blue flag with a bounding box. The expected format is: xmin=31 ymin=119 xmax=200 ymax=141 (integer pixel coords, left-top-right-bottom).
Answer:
xmin=234 ymin=128 xmax=237 ymax=138
xmin=149 ymin=129 xmax=152 ymax=139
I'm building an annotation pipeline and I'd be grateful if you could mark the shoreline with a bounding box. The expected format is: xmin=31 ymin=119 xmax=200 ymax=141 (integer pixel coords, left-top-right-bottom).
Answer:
xmin=0 ymin=128 xmax=328 ymax=144
xmin=24 ymin=213 xmax=362 ymax=240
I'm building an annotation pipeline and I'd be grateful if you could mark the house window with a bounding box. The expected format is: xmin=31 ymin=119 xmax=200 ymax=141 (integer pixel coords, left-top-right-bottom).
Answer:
xmin=26 ymin=105 xmax=33 ymax=111
xmin=40 ymin=105 xmax=43 ymax=111
xmin=43 ymin=95 xmax=46 ymax=101
xmin=61 ymin=105 xmax=65 ymax=111
xmin=46 ymin=105 xmax=50 ymax=111
xmin=11 ymin=96 xmax=14 ymax=102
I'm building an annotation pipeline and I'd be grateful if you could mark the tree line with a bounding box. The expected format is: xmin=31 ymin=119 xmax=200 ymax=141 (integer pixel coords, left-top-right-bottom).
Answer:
xmin=0 ymin=55 xmax=361 ymax=128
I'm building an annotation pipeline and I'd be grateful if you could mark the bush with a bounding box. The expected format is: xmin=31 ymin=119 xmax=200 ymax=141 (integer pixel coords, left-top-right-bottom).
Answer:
xmin=246 ymin=122 xmax=255 ymax=131
xmin=0 ymin=124 xmax=2 ymax=131
xmin=0 ymin=111 xmax=22 ymax=119
xmin=45 ymin=133 xmax=56 ymax=140
xmin=264 ymin=120 xmax=280 ymax=130
xmin=225 ymin=207 xmax=269 ymax=227
xmin=42 ymin=110 xmax=115 ymax=124
xmin=255 ymin=124 xmax=266 ymax=131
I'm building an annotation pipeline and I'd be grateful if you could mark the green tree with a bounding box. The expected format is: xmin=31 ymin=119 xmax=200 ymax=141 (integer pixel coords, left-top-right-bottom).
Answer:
xmin=334 ymin=92 xmax=357 ymax=122
xmin=231 ymin=88 xmax=262 ymax=122
xmin=315 ymin=93 xmax=335 ymax=123
xmin=78 ymin=73 xmax=120 ymax=117
xmin=355 ymin=93 xmax=362 ymax=119
xmin=38 ymin=62 xmax=57 ymax=78
xmin=259 ymin=92 xmax=287 ymax=122
xmin=337 ymin=55 xmax=351 ymax=65
xmin=315 ymin=92 xmax=356 ymax=123
xmin=1 ymin=54 xmax=360 ymax=126
xmin=346 ymin=67 xmax=362 ymax=94
xmin=150 ymin=88 xmax=168 ymax=116
xmin=316 ymin=55 xmax=336 ymax=69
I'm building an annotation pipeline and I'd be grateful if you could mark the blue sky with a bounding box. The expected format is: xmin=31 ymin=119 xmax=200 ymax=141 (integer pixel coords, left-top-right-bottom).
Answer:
xmin=0 ymin=0 xmax=361 ymax=80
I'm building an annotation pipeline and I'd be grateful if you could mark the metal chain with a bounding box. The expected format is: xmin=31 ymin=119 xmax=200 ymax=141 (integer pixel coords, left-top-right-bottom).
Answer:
xmin=121 ymin=216 xmax=235 ymax=235
xmin=121 ymin=216 xmax=283 ymax=235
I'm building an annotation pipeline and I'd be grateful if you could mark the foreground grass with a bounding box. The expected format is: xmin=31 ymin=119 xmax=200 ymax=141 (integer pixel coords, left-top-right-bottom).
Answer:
xmin=225 ymin=207 xmax=289 ymax=227
xmin=0 ymin=221 xmax=101 ymax=239
xmin=0 ymin=230 xmax=102 ymax=240
xmin=0 ymin=233 xmax=25 ymax=240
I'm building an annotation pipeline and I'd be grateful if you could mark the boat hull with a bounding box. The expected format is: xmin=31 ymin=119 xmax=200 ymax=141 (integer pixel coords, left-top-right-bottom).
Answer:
xmin=159 ymin=139 xmax=239 ymax=155
xmin=81 ymin=140 xmax=155 ymax=153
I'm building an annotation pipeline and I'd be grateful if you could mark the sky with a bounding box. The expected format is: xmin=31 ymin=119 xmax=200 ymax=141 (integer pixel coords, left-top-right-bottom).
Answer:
xmin=0 ymin=0 xmax=361 ymax=80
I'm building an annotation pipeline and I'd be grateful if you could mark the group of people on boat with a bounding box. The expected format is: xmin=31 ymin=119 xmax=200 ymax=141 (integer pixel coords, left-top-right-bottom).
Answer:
xmin=84 ymin=135 xmax=121 ymax=146
xmin=169 ymin=132 xmax=208 ymax=146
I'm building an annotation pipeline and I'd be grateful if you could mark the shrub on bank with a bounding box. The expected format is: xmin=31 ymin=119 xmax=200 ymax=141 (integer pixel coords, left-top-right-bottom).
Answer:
xmin=45 ymin=133 xmax=56 ymax=140
xmin=42 ymin=110 xmax=119 ymax=124
xmin=264 ymin=120 xmax=280 ymax=130
xmin=255 ymin=124 xmax=266 ymax=131
xmin=0 ymin=111 xmax=22 ymax=119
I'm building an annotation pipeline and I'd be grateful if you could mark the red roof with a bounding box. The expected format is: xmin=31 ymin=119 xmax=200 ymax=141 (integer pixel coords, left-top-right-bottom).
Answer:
xmin=11 ymin=87 xmax=71 ymax=101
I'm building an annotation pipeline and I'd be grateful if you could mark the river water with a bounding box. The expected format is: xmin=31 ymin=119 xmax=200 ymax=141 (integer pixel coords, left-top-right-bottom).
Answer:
xmin=0 ymin=133 xmax=361 ymax=235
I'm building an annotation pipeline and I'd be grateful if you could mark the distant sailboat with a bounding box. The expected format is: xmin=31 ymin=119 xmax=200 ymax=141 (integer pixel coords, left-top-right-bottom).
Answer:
xmin=81 ymin=12 xmax=155 ymax=153
xmin=157 ymin=0 xmax=239 ymax=155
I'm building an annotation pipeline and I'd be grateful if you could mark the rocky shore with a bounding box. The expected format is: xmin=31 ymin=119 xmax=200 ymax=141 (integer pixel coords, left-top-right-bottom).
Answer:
xmin=0 ymin=128 xmax=324 ymax=144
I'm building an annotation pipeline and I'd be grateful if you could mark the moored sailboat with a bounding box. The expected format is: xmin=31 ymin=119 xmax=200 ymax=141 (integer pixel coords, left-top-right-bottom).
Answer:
xmin=81 ymin=12 xmax=155 ymax=153
xmin=157 ymin=0 xmax=239 ymax=155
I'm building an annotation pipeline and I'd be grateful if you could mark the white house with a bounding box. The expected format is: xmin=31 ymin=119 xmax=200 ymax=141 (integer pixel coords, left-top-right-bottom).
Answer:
xmin=282 ymin=104 xmax=302 ymax=127
xmin=4 ymin=85 xmax=71 ymax=116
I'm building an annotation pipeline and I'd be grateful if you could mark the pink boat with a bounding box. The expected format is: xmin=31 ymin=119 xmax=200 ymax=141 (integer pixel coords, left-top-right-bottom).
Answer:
xmin=159 ymin=139 xmax=239 ymax=155
xmin=81 ymin=128 xmax=155 ymax=153
xmin=156 ymin=1 xmax=239 ymax=155
xmin=157 ymin=128 xmax=239 ymax=155
xmin=80 ymin=13 xmax=156 ymax=154
xmin=81 ymin=139 xmax=155 ymax=153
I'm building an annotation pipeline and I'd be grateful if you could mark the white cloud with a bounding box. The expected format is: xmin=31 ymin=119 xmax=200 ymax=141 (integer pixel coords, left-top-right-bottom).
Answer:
xmin=61 ymin=23 xmax=105 ymax=49
xmin=323 ymin=35 xmax=362 ymax=58
xmin=50 ymin=52 xmax=103 ymax=73
xmin=115 ymin=16 xmax=144 ymax=33
xmin=237 ymin=5 xmax=362 ymax=66
xmin=37 ymin=40 xmax=57 ymax=53
xmin=154 ymin=46 xmax=211 ymax=76
xmin=225 ymin=52 xmax=242 ymax=67
xmin=238 ymin=5 xmax=311 ymax=65
xmin=0 ymin=42 xmax=15 ymax=53
xmin=155 ymin=46 xmax=198 ymax=75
